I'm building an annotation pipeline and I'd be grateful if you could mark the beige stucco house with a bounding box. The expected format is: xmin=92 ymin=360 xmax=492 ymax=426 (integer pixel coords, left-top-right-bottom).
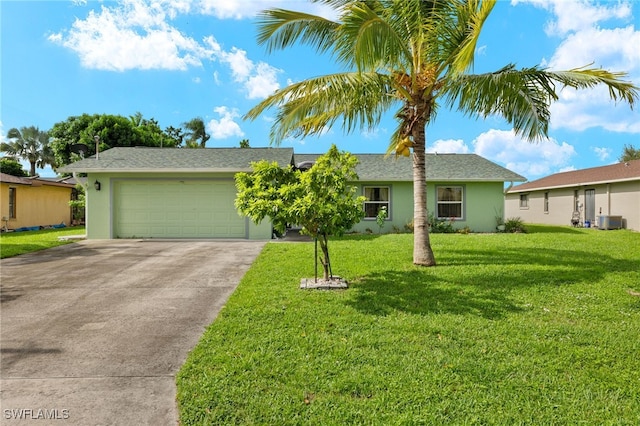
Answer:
xmin=1 ymin=173 xmax=76 ymax=231
xmin=505 ymin=159 xmax=640 ymax=231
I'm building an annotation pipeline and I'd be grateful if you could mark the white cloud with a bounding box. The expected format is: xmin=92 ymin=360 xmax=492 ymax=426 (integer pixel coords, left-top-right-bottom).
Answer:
xmin=512 ymin=0 xmax=640 ymax=135
xmin=548 ymin=26 xmax=640 ymax=71
xmin=473 ymin=129 xmax=576 ymax=179
xmin=48 ymin=1 xmax=282 ymax=99
xmin=591 ymin=146 xmax=611 ymax=161
xmin=48 ymin=0 xmax=215 ymax=71
xmin=215 ymin=47 xmax=282 ymax=99
xmin=427 ymin=139 xmax=470 ymax=154
xmin=194 ymin=0 xmax=339 ymax=20
xmin=207 ymin=106 xmax=245 ymax=140
xmin=245 ymin=63 xmax=281 ymax=99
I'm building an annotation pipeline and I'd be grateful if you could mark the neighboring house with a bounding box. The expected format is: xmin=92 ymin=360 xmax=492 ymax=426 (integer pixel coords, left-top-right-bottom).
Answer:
xmin=505 ymin=159 xmax=640 ymax=231
xmin=60 ymin=147 xmax=525 ymax=239
xmin=0 ymin=172 xmax=76 ymax=231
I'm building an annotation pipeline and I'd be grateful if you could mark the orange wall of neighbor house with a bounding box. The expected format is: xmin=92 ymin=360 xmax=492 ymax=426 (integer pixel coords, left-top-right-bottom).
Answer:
xmin=1 ymin=182 xmax=73 ymax=230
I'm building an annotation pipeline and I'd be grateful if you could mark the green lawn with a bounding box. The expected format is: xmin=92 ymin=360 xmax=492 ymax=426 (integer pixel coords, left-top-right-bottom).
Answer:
xmin=0 ymin=226 xmax=86 ymax=258
xmin=178 ymin=225 xmax=640 ymax=425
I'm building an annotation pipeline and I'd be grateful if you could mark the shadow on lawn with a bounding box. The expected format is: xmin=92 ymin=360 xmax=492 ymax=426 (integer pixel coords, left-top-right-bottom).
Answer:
xmin=347 ymin=246 xmax=633 ymax=319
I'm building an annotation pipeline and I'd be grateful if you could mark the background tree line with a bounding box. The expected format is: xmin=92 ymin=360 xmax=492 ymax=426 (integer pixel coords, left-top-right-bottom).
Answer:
xmin=0 ymin=113 xmax=213 ymax=176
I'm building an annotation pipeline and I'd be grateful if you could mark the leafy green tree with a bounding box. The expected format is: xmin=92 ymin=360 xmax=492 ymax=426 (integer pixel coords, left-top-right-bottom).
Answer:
xmin=50 ymin=113 xmax=178 ymax=167
xmin=1 ymin=126 xmax=55 ymax=176
xmin=69 ymin=184 xmax=86 ymax=224
xmin=235 ymin=144 xmax=365 ymax=280
xmin=0 ymin=157 xmax=28 ymax=177
xmin=165 ymin=125 xmax=185 ymax=147
xmin=183 ymin=117 xmax=210 ymax=148
xmin=49 ymin=114 xmax=97 ymax=166
xmin=239 ymin=139 xmax=250 ymax=148
xmin=619 ymin=144 xmax=640 ymax=162
xmin=245 ymin=0 xmax=639 ymax=266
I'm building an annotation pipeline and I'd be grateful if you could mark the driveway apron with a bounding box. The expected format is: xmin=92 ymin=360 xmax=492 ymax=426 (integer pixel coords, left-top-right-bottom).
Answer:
xmin=0 ymin=239 xmax=265 ymax=425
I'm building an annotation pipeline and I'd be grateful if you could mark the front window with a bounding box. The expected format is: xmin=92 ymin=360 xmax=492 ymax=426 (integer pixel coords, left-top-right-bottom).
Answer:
xmin=437 ymin=186 xmax=463 ymax=219
xmin=520 ymin=194 xmax=529 ymax=209
xmin=8 ymin=187 xmax=16 ymax=219
xmin=363 ymin=186 xmax=390 ymax=219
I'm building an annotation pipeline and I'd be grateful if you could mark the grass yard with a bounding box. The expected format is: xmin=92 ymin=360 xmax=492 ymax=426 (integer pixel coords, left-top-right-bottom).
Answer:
xmin=0 ymin=226 xmax=86 ymax=258
xmin=177 ymin=226 xmax=640 ymax=425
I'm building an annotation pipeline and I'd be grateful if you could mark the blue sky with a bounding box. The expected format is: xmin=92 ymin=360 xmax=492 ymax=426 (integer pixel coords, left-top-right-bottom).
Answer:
xmin=1 ymin=0 xmax=639 ymax=180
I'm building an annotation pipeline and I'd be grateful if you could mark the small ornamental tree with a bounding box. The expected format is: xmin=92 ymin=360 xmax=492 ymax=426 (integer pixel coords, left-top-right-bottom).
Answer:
xmin=235 ymin=145 xmax=365 ymax=281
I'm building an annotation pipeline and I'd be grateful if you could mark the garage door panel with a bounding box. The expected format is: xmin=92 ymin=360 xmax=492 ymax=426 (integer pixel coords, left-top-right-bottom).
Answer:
xmin=114 ymin=180 xmax=246 ymax=238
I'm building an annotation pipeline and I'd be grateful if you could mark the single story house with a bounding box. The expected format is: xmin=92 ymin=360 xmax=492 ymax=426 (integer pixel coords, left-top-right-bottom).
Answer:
xmin=59 ymin=147 xmax=525 ymax=239
xmin=295 ymin=153 xmax=526 ymax=234
xmin=1 ymin=172 xmax=77 ymax=231
xmin=505 ymin=159 xmax=640 ymax=231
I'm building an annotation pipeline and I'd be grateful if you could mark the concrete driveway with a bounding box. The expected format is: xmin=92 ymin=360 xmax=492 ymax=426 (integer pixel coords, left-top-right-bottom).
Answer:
xmin=0 ymin=239 xmax=265 ymax=425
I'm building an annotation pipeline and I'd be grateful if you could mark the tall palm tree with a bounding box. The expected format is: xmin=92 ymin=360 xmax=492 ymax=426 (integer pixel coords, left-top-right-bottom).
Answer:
xmin=1 ymin=126 xmax=55 ymax=176
xmin=245 ymin=0 xmax=638 ymax=266
xmin=182 ymin=117 xmax=211 ymax=148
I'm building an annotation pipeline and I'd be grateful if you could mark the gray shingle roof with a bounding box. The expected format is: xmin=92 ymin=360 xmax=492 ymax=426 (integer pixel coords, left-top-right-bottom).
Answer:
xmin=59 ymin=147 xmax=524 ymax=182
xmin=59 ymin=147 xmax=295 ymax=173
xmin=295 ymin=153 xmax=526 ymax=182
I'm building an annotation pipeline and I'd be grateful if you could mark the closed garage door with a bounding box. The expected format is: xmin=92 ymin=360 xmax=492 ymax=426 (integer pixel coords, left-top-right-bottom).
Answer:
xmin=114 ymin=180 xmax=246 ymax=238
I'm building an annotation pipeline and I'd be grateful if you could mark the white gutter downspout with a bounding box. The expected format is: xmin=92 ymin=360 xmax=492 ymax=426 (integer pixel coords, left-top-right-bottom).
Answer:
xmin=504 ymin=181 xmax=514 ymax=195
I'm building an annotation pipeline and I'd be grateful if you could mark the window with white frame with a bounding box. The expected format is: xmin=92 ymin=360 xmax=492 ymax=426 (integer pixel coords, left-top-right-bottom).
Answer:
xmin=519 ymin=193 xmax=529 ymax=208
xmin=363 ymin=186 xmax=390 ymax=219
xmin=436 ymin=186 xmax=463 ymax=219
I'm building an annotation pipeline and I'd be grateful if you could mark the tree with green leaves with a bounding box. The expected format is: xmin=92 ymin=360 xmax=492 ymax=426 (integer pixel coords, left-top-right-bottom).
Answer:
xmin=235 ymin=144 xmax=365 ymax=281
xmin=245 ymin=0 xmax=639 ymax=267
xmin=1 ymin=126 xmax=55 ymax=176
xmin=239 ymin=139 xmax=251 ymax=148
xmin=0 ymin=157 xmax=28 ymax=177
xmin=619 ymin=144 xmax=640 ymax=162
xmin=183 ymin=117 xmax=210 ymax=148
xmin=165 ymin=125 xmax=185 ymax=147
xmin=50 ymin=113 xmax=179 ymax=167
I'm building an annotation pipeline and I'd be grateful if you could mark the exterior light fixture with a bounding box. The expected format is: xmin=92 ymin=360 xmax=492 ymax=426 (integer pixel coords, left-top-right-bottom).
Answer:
xmin=94 ymin=180 xmax=101 ymax=191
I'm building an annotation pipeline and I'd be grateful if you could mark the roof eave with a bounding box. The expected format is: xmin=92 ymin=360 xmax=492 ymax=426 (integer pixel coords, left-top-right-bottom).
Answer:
xmin=509 ymin=176 xmax=640 ymax=193
xmin=59 ymin=167 xmax=255 ymax=174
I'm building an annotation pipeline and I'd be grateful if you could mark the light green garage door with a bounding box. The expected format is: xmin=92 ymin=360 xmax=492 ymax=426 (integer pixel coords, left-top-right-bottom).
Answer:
xmin=114 ymin=180 xmax=246 ymax=238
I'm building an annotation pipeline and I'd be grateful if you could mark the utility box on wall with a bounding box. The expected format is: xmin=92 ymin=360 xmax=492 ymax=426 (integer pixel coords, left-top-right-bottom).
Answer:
xmin=598 ymin=215 xmax=623 ymax=230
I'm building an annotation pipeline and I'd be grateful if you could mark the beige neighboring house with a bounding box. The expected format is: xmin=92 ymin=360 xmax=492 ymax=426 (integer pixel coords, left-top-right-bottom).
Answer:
xmin=1 ymin=172 xmax=77 ymax=231
xmin=505 ymin=159 xmax=640 ymax=231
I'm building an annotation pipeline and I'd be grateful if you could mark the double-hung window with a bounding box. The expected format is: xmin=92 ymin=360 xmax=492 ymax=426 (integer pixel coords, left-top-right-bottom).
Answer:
xmin=520 ymin=194 xmax=529 ymax=209
xmin=436 ymin=186 xmax=463 ymax=220
xmin=363 ymin=186 xmax=390 ymax=219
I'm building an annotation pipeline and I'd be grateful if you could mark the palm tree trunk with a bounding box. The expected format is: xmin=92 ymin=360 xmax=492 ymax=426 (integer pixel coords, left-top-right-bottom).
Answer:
xmin=412 ymin=123 xmax=436 ymax=266
xmin=29 ymin=161 xmax=37 ymax=177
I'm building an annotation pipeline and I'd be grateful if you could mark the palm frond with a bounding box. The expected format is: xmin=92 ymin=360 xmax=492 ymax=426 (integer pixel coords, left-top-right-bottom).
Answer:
xmin=444 ymin=65 xmax=639 ymax=141
xmin=547 ymin=65 xmax=639 ymax=108
xmin=244 ymin=72 xmax=398 ymax=145
xmin=255 ymin=9 xmax=339 ymax=54
xmin=337 ymin=2 xmax=411 ymax=71
xmin=447 ymin=0 xmax=496 ymax=76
